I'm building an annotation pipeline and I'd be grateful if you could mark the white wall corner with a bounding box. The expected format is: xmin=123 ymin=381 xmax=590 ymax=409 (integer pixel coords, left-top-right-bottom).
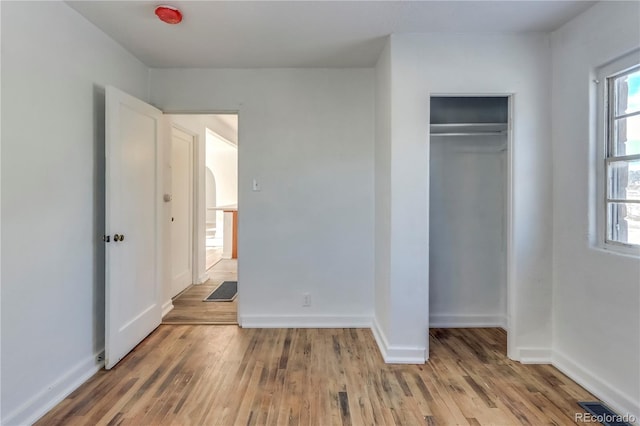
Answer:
xmin=552 ymin=350 xmax=640 ymax=422
xmin=162 ymin=299 xmax=174 ymax=317
xmin=239 ymin=315 xmax=372 ymax=329
xmin=371 ymin=318 xmax=427 ymax=364
xmin=516 ymin=347 xmax=553 ymax=364
xmin=429 ymin=314 xmax=507 ymax=329
xmin=2 ymin=351 xmax=104 ymax=426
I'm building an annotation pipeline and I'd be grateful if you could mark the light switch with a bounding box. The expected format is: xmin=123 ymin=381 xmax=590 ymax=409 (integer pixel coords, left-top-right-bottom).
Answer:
xmin=252 ymin=178 xmax=261 ymax=192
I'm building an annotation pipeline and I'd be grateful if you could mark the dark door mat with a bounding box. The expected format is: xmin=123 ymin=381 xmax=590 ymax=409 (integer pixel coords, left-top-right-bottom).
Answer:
xmin=577 ymin=401 xmax=633 ymax=426
xmin=204 ymin=281 xmax=237 ymax=302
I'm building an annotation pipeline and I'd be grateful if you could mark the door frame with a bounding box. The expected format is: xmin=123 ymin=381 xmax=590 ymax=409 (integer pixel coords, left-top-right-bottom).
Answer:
xmin=170 ymin=123 xmax=199 ymax=291
xmin=427 ymin=93 xmax=515 ymax=359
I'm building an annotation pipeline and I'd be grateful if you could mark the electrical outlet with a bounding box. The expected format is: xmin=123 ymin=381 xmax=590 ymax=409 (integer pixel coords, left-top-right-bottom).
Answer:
xmin=303 ymin=293 xmax=311 ymax=307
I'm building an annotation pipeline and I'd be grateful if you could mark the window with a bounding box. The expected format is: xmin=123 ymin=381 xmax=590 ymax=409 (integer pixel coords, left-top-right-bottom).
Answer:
xmin=605 ymin=64 xmax=640 ymax=247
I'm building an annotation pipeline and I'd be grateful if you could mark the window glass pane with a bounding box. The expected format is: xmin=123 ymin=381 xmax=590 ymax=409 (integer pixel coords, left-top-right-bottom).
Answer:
xmin=615 ymin=68 xmax=640 ymax=116
xmin=612 ymin=115 xmax=640 ymax=156
xmin=608 ymin=159 xmax=640 ymax=200
xmin=607 ymin=202 xmax=640 ymax=245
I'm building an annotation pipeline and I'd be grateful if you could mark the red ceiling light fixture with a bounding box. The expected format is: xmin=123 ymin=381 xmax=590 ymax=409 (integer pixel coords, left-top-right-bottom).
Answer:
xmin=155 ymin=5 xmax=183 ymax=24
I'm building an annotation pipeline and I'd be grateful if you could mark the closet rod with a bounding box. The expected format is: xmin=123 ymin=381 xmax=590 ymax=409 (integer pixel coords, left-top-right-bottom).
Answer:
xmin=431 ymin=131 xmax=507 ymax=136
xmin=430 ymin=122 xmax=508 ymax=136
xmin=430 ymin=122 xmax=506 ymax=127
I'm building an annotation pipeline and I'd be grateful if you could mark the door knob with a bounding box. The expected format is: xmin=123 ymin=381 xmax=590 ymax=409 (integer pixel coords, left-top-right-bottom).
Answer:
xmin=114 ymin=234 xmax=125 ymax=242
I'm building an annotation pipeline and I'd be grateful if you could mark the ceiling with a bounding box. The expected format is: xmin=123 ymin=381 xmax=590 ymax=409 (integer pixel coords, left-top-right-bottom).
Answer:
xmin=66 ymin=0 xmax=597 ymax=68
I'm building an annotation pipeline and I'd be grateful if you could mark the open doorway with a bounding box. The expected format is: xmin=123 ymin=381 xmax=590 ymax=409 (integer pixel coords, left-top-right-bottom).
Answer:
xmin=163 ymin=113 xmax=239 ymax=325
xmin=428 ymin=95 xmax=511 ymax=356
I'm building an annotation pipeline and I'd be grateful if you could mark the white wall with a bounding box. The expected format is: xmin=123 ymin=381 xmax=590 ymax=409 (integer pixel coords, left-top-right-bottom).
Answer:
xmin=551 ymin=1 xmax=640 ymax=418
xmin=206 ymin=131 xmax=238 ymax=207
xmin=429 ymin=135 xmax=507 ymax=327
xmin=0 ymin=2 xmax=149 ymax=424
xmin=205 ymin=130 xmax=238 ymax=249
xmin=150 ymin=69 xmax=375 ymax=327
xmin=373 ymin=40 xmax=393 ymax=354
xmin=386 ymin=33 xmax=553 ymax=361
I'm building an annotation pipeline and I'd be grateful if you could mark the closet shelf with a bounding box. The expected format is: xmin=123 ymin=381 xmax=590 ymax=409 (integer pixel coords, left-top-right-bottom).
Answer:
xmin=430 ymin=122 xmax=508 ymax=135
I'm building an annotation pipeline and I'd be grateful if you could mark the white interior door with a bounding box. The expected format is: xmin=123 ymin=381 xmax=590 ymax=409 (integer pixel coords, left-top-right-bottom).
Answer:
xmin=171 ymin=127 xmax=194 ymax=296
xmin=105 ymin=86 xmax=163 ymax=370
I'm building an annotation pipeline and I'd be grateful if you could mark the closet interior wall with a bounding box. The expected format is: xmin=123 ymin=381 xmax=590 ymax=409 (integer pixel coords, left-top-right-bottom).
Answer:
xmin=429 ymin=97 xmax=509 ymax=330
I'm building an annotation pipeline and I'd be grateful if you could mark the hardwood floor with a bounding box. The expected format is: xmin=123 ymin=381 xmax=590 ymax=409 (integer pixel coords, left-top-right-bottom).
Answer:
xmin=162 ymin=259 xmax=237 ymax=325
xmin=37 ymin=327 xmax=595 ymax=425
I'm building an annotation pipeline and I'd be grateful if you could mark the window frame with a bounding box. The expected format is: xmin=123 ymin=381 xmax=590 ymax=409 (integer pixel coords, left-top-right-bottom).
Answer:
xmin=598 ymin=52 xmax=640 ymax=254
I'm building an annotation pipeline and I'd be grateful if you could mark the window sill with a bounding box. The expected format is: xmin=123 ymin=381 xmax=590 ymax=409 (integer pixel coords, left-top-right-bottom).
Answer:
xmin=591 ymin=243 xmax=640 ymax=259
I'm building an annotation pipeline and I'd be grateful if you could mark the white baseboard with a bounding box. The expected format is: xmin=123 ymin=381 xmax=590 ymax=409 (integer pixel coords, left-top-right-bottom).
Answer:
xmin=429 ymin=314 xmax=507 ymax=329
xmin=162 ymin=299 xmax=174 ymax=317
xmin=197 ymin=272 xmax=209 ymax=284
xmin=553 ymin=350 xmax=640 ymax=422
xmin=239 ymin=314 xmax=372 ymax=329
xmin=371 ymin=317 xmax=427 ymax=364
xmin=2 ymin=351 xmax=104 ymax=426
xmin=517 ymin=347 xmax=552 ymax=364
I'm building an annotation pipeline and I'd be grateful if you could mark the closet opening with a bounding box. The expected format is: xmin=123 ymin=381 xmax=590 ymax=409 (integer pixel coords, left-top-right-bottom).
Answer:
xmin=429 ymin=95 xmax=511 ymax=357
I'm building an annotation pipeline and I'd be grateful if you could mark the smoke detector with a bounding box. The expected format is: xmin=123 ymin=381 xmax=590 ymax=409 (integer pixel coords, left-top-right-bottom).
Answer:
xmin=155 ymin=5 xmax=183 ymax=24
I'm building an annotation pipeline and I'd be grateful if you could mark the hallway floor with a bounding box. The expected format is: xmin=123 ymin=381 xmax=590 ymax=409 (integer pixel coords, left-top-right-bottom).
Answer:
xmin=162 ymin=258 xmax=237 ymax=325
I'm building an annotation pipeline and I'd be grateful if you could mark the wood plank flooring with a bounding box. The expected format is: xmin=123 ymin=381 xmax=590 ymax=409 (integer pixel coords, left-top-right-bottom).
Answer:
xmin=37 ymin=327 xmax=595 ymax=425
xmin=162 ymin=259 xmax=237 ymax=325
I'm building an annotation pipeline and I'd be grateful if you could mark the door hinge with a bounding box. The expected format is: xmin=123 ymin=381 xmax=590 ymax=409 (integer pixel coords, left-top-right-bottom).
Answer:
xmin=103 ymin=235 xmax=111 ymax=243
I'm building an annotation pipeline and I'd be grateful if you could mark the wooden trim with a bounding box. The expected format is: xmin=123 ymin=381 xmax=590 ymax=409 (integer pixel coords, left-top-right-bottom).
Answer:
xmin=429 ymin=314 xmax=507 ymax=329
xmin=161 ymin=300 xmax=174 ymax=317
xmin=372 ymin=317 xmax=427 ymax=364
xmin=4 ymin=352 xmax=103 ymax=425
xmin=517 ymin=347 xmax=552 ymax=364
xmin=231 ymin=210 xmax=238 ymax=259
xmin=239 ymin=314 xmax=371 ymax=329
xmin=221 ymin=209 xmax=238 ymax=259
xmin=553 ymin=349 xmax=640 ymax=420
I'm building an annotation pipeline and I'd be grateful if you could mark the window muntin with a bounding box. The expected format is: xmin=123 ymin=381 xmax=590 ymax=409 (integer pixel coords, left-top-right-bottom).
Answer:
xmin=606 ymin=66 xmax=640 ymax=247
